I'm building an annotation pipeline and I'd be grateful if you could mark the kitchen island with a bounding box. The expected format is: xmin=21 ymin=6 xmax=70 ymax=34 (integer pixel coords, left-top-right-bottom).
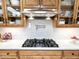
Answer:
xmin=0 ymin=39 xmax=79 ymax=59
xmin=0 ymin=20 xmax=79 ymax=50
xmin=0 ymin=20 xmax=79 ymax=59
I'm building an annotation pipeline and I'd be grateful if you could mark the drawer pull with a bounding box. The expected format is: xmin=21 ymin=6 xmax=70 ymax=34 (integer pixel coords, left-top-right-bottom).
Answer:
xmin=42 ymin=57 xmax=44 ymax=59
xmin=72 ymin=53 xmax=74 ymax=55
xmin=7 ymin=53 xmax=10 ymax=55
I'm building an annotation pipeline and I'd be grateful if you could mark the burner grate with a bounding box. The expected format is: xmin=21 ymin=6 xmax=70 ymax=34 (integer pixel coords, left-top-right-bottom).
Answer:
xmin=22 ymin=39 xmax=59 ymax=47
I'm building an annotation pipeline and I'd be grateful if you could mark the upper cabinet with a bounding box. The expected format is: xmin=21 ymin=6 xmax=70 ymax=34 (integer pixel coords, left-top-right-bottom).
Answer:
xmin=56 ymin=0 xmax=77 ymax=28
xmin=22 ymin=0 xmax=38 ymax=9
xmin=6 ymin=0 xmax=20 ymax=17
xmin=0 ymin=0 xmax=6 ymax=27
xmin=0 ymin=0 xmax=79 ymax=27
xmin=42 ymin=0 xmax=59 ymax=9
xmin=73 ymin=0 xmax=79 ymax=27
xmin=22 ymin=0 xmax=59 ymax=9
xmin=3 ymin=0 xmax=24 ymax=27
xmin=0 ymin=0 xmax=3 ymax=17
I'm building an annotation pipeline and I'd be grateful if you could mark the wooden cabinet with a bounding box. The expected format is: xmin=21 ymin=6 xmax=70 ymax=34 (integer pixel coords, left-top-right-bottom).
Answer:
xmin=56 ymin=0 xmax=76 ymax=27
xmin=0 ymin=0 xmax=25 ymax=27
xmin=42 ymin=0 xmax=59 ymax=9
xmin=63 ymin=57 xmax=79 ymax=59
xmin=42 ymin=0 xmax=56 ymax=6
xmin=0 ymin=50 xmax=18 ymax=56
xmin=0 ymin=50 xmax=18 ymax=59
xmin=63 ymin=51 xmax=79 ymax=56
xmin=73 ymin=0 xmax=79 ymax=27
xmin=4 ymin=0 xmax=24 ymax=27
xmin=0 ymin=50 xmax=79 ymax=59
xmin=62 ymin=51 xmax=79 ymax=59
xmin=43 ymin=56 xmax=61 ymax=59
xmin=23 ymin=0 xmax=38 ymax=8
xmin=56 ymin=0 xmax=79 ymax=28
xmin=19 ymin=51 xmax=62 ymax=59
xmin=0 ymin=0 xmax=6 ymax=27
xmin=19 ymin=51 xmax=62 ymax=56
xmin=0 ymin=56 xmax=18 ymax=59
xmin=0 ymin=0 xmax=79 ymax=27
xmin=22 ymin=0 xmax=59 ymax=9
xmin=20 ymin=56 xmax=61 ymax=59
xmin=20 ymin=56 xmax=42 ymax=59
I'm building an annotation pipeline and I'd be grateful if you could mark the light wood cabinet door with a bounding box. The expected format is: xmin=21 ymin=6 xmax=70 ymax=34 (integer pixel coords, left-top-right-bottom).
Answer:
xmin=0 ymin=56 xmax=18 ymax=59
xmin=23 ymin=0 xmax=38 ymax=8
xmin=63 ymin=51 xmax=79 ymax=56
xmin=20 ymin=56 xmax=61 ymax=59
xmin=43 ymin=56 xmax=61 ymax=59
xmin=20 ymin=56 xmax=42 ymax=59
xmin=32 ymin=56 xmax=42 ymax=59
xmin=19 ymin=51 xmax=62 ymax=56
xmin=42 ymin=0 xmax=56 ymax=6
xmin=63 ymin=57 xmax=79 ymax=59
xmin=42 ymin=0 xmax=58 ymax=9
xmin=0 ymin=51 xmax=18 ymax=56
xmin=20 ymin=56 xmax=32 ymax=59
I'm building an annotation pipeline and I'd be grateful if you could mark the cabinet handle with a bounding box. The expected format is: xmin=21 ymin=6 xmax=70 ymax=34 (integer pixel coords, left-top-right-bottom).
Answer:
xmin=72 ymin=53 xmax=74 ymax=55
xmin=7 ymin=53 xmax=10 ymax=55
xmin=42 ymin=57 xmax=44 ymax=59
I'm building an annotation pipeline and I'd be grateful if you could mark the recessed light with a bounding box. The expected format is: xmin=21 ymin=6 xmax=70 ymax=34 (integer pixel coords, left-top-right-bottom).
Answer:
xmin=46 ymin=17 xmax=51 ymax=20
xmin=28 ymin=17 xmax=34 ymax=20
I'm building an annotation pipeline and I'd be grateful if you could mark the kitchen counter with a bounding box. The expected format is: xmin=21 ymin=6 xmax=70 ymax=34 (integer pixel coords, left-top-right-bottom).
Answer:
xmin=0 ymin=20 xmax=79 ymax=50
xmin=0 ymin=38 xmax=79 ymax=50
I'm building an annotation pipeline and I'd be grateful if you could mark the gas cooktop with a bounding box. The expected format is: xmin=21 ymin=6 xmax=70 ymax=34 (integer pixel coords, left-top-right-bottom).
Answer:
xmin=22 ymin=38 xmax=59 ymax=47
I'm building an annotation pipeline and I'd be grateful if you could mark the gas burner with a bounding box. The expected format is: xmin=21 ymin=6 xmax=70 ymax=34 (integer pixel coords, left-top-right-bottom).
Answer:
xmin=22 ymin=38 xmax=59 ymax=47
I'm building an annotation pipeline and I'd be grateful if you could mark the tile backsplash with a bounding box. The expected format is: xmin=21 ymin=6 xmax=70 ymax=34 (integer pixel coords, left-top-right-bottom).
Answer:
xmin=0 ymin=20 xmax=79 ymax=40
xmin=35 ymin=25 xmax=46 ymax=30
